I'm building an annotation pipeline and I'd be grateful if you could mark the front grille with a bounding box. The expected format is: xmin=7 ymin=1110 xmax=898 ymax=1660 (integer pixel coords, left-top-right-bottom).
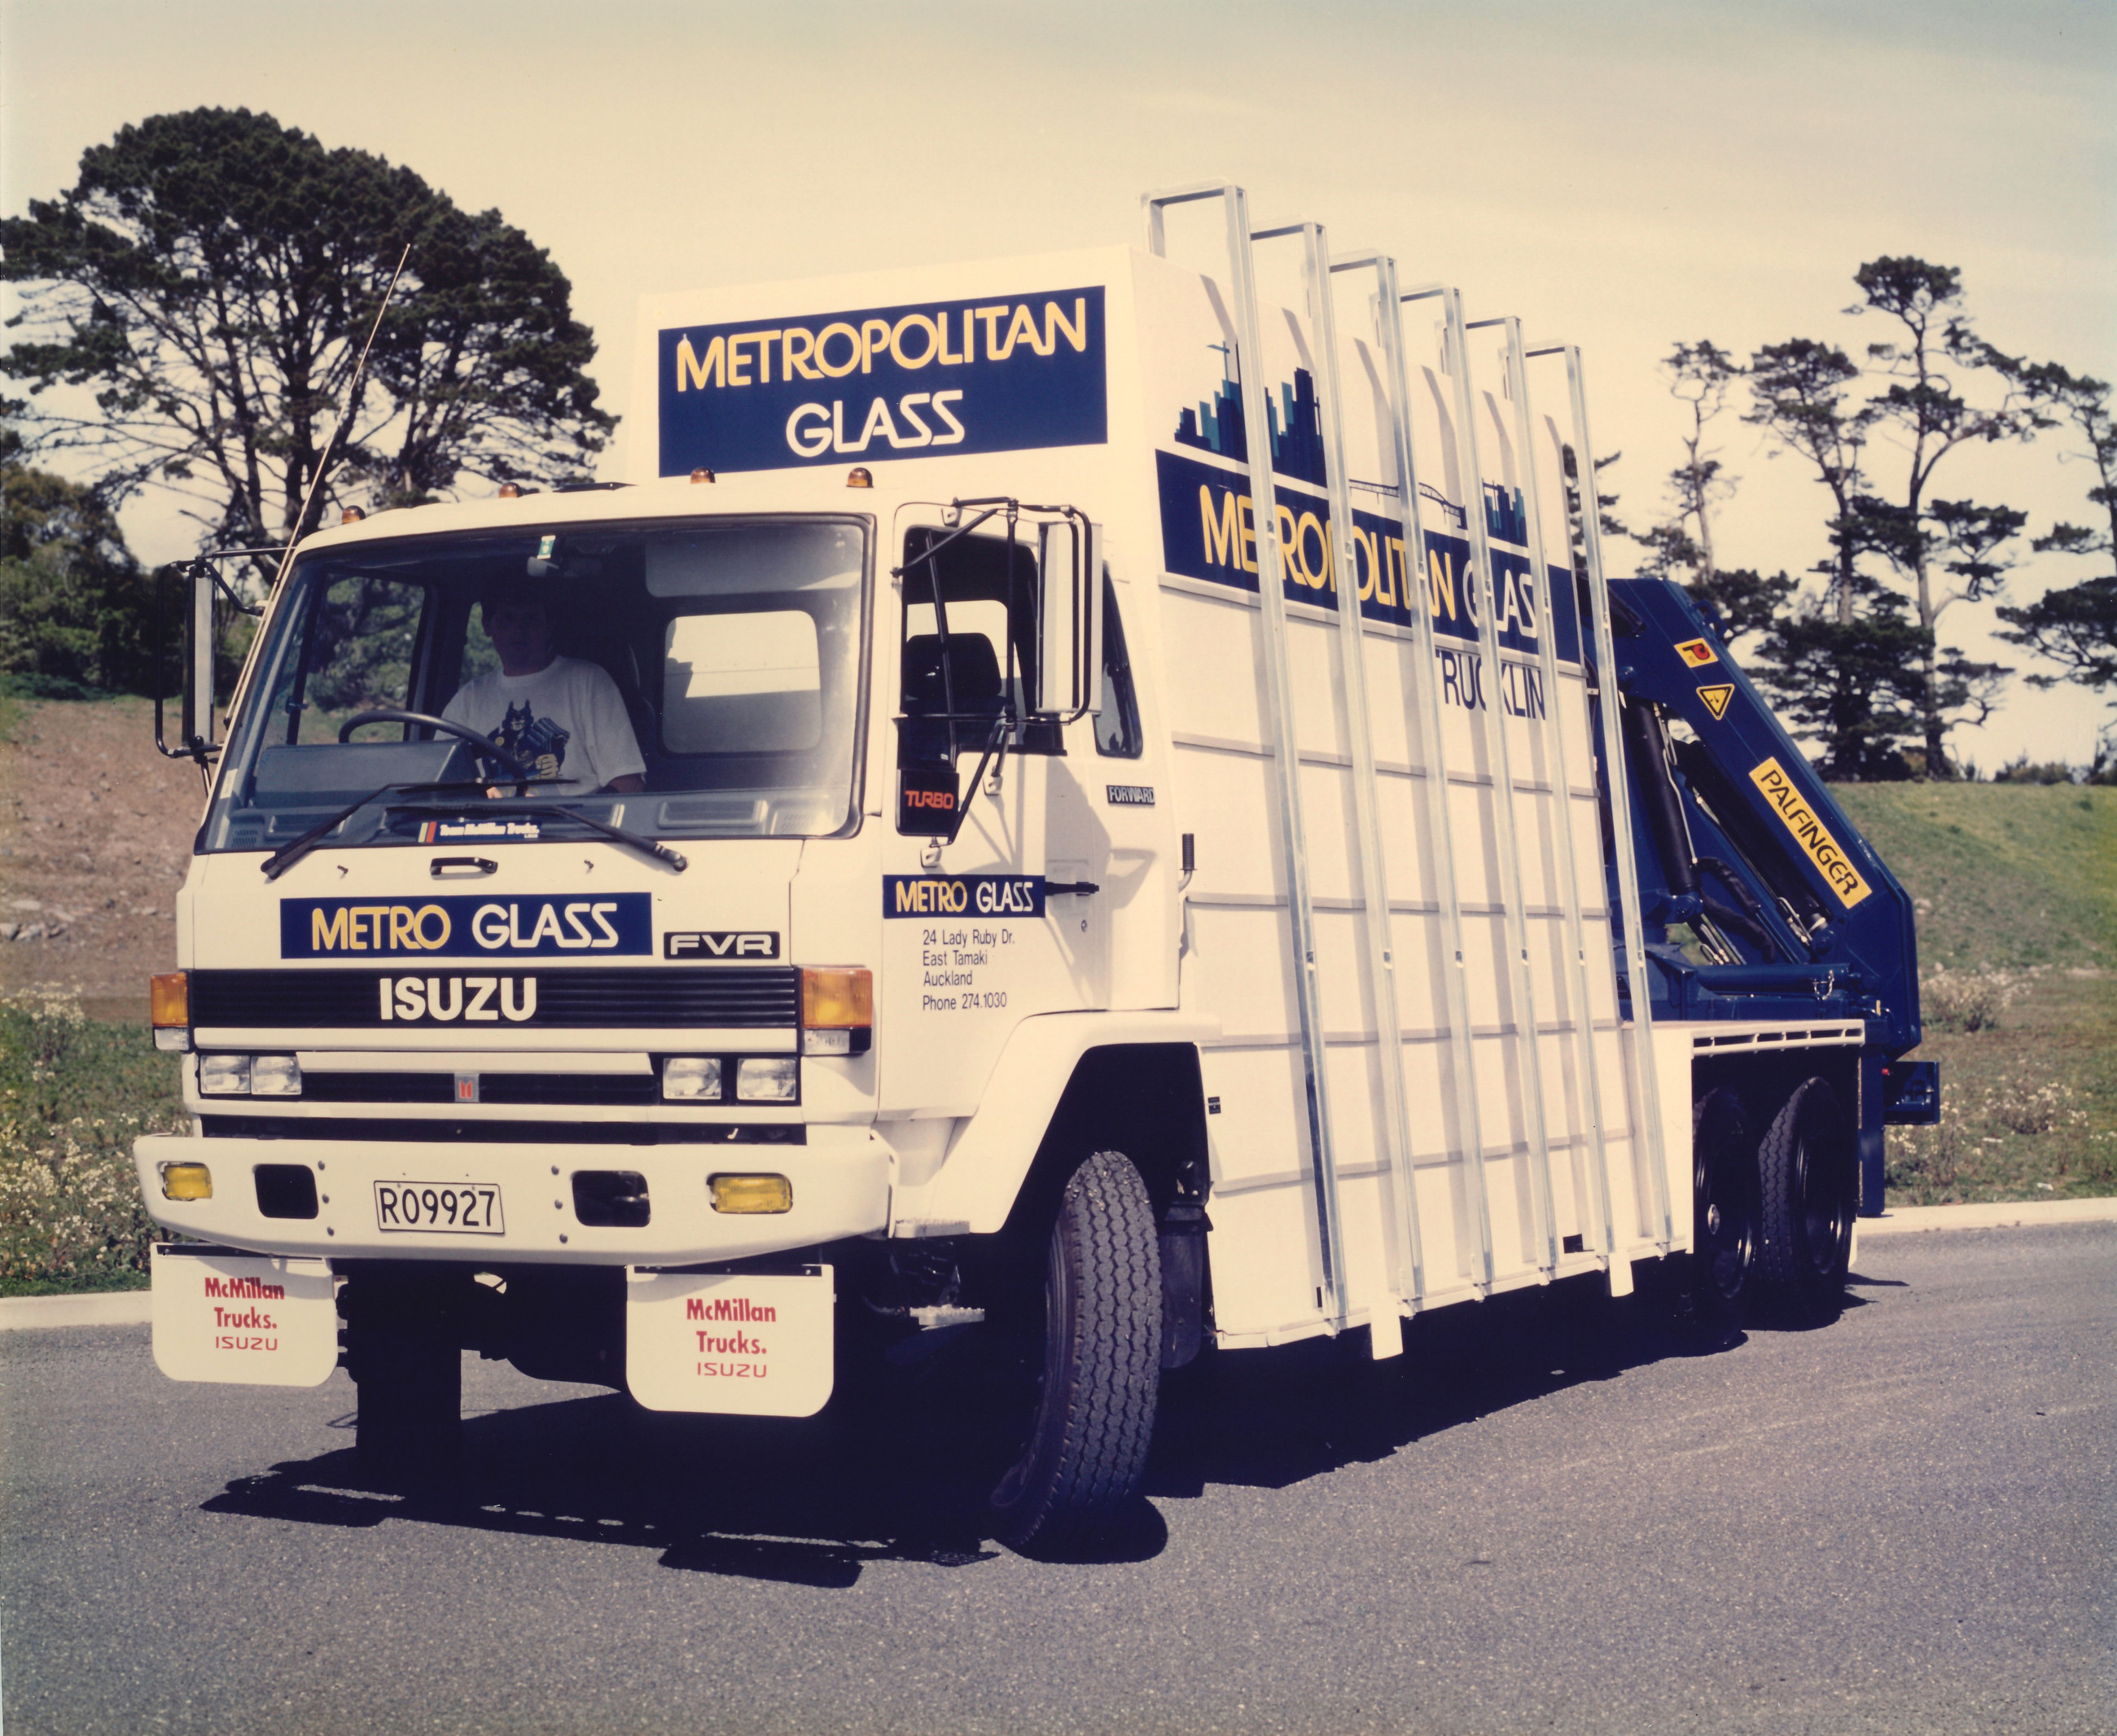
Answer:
xmin=303 ymin=1072 xmax=663 ymax=1107
xmin=191 ymin=967 xmax=799 ymax=1030
xmin=200 ymin=1115 xmax=804 ymax=1145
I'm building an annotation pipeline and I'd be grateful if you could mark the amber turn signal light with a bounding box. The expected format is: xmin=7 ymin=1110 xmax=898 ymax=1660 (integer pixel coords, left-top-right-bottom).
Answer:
xmin=846 ymin=467 xmax=874 ymax=488
xmin=708 ymin=1173 xmax=793 ymax=1214
xmin=160 ymin=1163 xmax=213 ymax=1202
xmin=800 ymin=967 xmax=873 ymax=1029
xmin=150 ymin=972 xmax=190 ymax=1027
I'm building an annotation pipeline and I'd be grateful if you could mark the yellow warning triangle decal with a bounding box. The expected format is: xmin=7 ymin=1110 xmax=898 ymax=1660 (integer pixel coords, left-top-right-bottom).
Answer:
xmin=1698 ymin=683 xmax=1735 ymax=721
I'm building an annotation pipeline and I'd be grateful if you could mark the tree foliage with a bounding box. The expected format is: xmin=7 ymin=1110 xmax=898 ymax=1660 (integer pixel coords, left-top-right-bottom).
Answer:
xmin=0 ymin=462 xmax=157 ymax=695
xmin=0 ymin=109 xmax=616 ymax=572
xmin=1994 ymin=364 xmax=2117 ymax=700
xmin=1735 ymin=257 xmax=2049 ymax=777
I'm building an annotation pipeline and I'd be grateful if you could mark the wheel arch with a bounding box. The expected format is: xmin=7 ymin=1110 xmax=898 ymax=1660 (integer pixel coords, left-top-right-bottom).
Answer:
xmin=892 ymin=1012 xmax=1216 ymax=1239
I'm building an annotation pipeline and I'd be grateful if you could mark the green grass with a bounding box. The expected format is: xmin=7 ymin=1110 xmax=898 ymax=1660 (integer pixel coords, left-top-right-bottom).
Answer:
xmin=1832 ymin=783 xmax=2117 ymax=1207
xmin=0 ymin=989 xmax=186 ymax=1295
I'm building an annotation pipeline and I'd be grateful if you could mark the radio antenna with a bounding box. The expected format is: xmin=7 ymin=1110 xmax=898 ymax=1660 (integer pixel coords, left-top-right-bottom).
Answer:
xmin=267 ymin=243 xmax=411 ymax=594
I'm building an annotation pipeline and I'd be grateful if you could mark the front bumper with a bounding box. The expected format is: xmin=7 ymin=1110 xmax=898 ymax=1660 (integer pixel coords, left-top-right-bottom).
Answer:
xmin=134 ymin=1125 xmax=891 ymax=1265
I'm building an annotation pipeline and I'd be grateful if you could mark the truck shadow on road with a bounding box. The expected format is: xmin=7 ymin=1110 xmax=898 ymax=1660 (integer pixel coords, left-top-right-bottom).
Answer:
xmin=200 ymin=1268 xmax=1883 ymax=1580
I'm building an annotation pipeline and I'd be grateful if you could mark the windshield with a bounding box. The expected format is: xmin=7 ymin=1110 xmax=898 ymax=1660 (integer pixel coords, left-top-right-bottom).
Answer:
xmin=203 ymin=515 xmax=870 ymax=853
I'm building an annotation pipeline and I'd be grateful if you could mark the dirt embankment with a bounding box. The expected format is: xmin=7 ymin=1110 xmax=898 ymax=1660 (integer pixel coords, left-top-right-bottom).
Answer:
xmin=0 ymin=699 xmax=209 ymax=1015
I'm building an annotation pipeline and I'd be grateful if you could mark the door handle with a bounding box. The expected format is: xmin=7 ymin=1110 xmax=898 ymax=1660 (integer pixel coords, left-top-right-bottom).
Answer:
xmin=1045 ymin=879 xmax=1100 ymax=896
xmin=431 ymin=856 xmax=498 ymax=878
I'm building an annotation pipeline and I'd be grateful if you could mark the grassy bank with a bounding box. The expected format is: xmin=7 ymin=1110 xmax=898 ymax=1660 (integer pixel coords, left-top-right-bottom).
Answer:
xmin=0 ymin=989 xmax=186 ymax=1295
xmin=1834 ymin=783 xmax=2117 ymax=1207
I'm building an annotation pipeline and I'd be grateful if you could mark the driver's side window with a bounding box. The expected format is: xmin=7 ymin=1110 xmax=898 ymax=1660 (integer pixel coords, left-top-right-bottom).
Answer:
xmin=265 ymin=574 xmax=430 ymax=745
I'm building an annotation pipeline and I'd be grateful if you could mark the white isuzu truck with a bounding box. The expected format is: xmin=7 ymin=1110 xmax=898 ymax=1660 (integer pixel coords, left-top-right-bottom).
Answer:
xmin=135 ymin=182 xmax=1937 ymax=1553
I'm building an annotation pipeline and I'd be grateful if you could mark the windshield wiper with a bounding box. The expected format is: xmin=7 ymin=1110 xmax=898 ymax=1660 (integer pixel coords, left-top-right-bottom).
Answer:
xmin=258 ymin=779 xmax=575 ymax=882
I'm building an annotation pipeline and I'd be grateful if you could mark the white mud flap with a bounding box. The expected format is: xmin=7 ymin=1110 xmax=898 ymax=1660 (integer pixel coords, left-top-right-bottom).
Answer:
xmin=625 ymin=1265 xmax=835 ymax=1418
xmin=151 ymin=1245 xmax=338 ymax=1387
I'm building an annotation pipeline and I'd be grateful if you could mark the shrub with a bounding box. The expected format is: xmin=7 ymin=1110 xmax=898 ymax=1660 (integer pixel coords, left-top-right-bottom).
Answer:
xmin=0 ymin=989 xmax=186 ymax=1289
xmin=1921 ymin=964 xmax=2031 ymax=1032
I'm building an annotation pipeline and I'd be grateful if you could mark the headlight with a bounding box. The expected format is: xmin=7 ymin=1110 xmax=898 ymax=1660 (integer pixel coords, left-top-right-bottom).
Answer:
xmin=663 ymin=1057 xmax=723 ymax=1101
xmin=735 ymin=1057 xmax=799 ymax=1102
xmin=198 ymin=1054 xmax=252 ymax=1096
xmin=250 ymin=1055 xmax=302 ymax=1097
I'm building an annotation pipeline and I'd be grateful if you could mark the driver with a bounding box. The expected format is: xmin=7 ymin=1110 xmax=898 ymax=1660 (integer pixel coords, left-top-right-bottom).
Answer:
xmin=443 ymin=585 xmax=646 ymax=793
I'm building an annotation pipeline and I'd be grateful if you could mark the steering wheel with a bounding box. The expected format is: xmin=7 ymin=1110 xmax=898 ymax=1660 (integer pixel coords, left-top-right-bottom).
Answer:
xmin=336 ymin=709 xmax=539 ymax=781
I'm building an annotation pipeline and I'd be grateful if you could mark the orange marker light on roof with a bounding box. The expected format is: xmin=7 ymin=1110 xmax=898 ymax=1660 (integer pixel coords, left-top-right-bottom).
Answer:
xmin=497 ymin=483 xmax=522 ymax=499
xmin=690 ymin=467 xmax=717 ymax=484
xmin=340 ymin=506 xmax=365 ymax=524
xmin=846 ymin=467 xmax=874 ymax=489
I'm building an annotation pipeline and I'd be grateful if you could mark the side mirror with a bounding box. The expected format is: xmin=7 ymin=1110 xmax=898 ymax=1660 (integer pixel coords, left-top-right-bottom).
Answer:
xmin=154 ymin=559 xmax=219 ymax=765
xmin=1036 ymin=518 xmax=1102 ymax=718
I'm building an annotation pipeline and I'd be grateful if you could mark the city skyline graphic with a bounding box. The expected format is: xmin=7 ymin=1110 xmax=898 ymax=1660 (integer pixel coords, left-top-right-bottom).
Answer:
xmin=1172 ymin=345 xmax=1329 ymax=489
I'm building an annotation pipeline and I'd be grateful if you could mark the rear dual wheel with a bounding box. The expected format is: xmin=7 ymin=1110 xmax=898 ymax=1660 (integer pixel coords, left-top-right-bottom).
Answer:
xmin=1755 ymin=1077 xmax=1857 ymax=1326
xmin=1689 ymin=1087 xmax=1761 ymax=1335
xmin=988 ymin=1150 xmax=1162 ymax=1555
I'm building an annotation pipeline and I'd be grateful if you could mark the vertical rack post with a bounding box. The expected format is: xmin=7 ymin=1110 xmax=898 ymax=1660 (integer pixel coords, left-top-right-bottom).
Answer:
xmin=1142 ymin=182 xmax=1352 ymax=1325
xmin=1258 ymin=219 xmax=1419 ymax=1344
xmin=1497 ymin=319 xmax=1621 ymax=1282
xmin=1333 ymin=250 xmax=1490 ymax=1300
xmin=1546 ymin=341 xmax=1675 ymax=1253
xmin=1441 ymin=296 xmax=1558 ymax=1278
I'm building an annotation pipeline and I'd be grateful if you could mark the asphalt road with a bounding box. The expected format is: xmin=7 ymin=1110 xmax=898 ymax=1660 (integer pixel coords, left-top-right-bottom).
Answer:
xmin=3 ymin=1225 xmax=2111 ymax=1736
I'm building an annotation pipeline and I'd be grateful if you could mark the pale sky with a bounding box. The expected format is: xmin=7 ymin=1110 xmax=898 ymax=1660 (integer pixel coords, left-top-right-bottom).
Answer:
xmin=5 ymin=0 xmax=2112 ymax=766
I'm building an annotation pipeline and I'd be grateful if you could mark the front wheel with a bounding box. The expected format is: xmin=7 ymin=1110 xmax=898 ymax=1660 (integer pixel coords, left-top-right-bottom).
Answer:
xmin=1755 ymin=1078 xmax=1856 ymax=1326
xmin=989 ymin=1151 xmax=1162 ymax=1554
xmin=343 ymin=1267 xmax=466 ymax=1484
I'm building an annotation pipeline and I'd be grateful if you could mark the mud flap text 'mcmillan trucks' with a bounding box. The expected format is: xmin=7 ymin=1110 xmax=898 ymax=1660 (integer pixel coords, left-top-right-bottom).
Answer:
xmin=136 ymin=183 xmax=1939 ymax=1554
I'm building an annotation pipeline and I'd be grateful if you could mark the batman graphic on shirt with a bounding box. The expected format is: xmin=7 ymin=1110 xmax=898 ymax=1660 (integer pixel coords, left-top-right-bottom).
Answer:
xmin=491 ymin=702 xmax=570 ymax=781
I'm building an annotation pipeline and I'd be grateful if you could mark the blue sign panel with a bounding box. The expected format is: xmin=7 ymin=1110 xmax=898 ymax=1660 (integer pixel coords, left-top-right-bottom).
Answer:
xmin=658 ymin=288 xmax=1107 ymax=476
xmin=882 ymin=875 xmax=1045 ymax=920
xmin=281 ymin=894 xmax=654 ymax=959
xmin=1152 ymin=448 xmax=1580 ymax=664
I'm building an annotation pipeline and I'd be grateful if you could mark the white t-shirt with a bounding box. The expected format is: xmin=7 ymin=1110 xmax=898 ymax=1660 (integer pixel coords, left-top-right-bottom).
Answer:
xmin=442 ymin=656 xmax=646 ymax=791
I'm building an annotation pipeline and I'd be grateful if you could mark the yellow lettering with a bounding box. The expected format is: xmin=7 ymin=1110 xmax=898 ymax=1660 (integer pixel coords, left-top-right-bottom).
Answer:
xmin=815 ymin=322 xmax=861 ymax=379
xmin=894 ymin=882 xmax=920 ymax=914
xmin=1200 ymin=485 xmax=1243 ymax=568
xmin=975 ymin=305 xmax=1009 ymax=360
xmin=1428 ymin=550 xmax=1456 ymax=620
xmin=675 ymin=335 xmax=723 ymax=392
xmin=783 ymin=327 xmax=820 ymax=380
xmin=726 ymin=334 xmax=753 ymax=387
xmin=1276 ymin=504 xmax=1298 ymax=587
xmin=1001 ymin=303 xmax=1048 ymax=359
xmin=311 ymin=907 xmax=349 ymax=952
xmin=414 ymin=905 xmax=450 ymax=949
xmin=750 ymin=329 xmax=782 ymax=384
xmin=1747 ymin=758 xmax=1871 ymax=910
xmin=892 ymin=313 xmax=940 ymax=369
xmin=938 ymin=309 xmax=969 ymax=366
xmin=390 ymin=906 xmax=419 ymax=951
xmin=1045 ymin=297 xmax=1088 ymax=353
xmin=861 ymin=318 xmax=892 ymax=374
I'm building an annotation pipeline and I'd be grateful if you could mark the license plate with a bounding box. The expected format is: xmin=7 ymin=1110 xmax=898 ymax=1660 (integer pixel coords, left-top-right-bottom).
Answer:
xmin=374 ymin=1180 xmax=505 ymax=1234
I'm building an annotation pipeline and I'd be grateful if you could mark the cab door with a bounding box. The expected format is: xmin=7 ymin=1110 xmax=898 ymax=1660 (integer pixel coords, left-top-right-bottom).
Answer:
xmin=876 ymin=502 xmax=1099 ymax=1115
